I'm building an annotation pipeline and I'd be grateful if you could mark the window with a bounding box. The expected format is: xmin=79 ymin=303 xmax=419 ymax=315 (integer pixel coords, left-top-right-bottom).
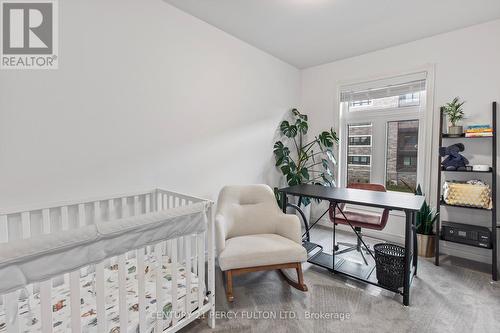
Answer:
xmin=348 ymin=135 xmax=371 ymax=146
xmin=350 ymin=100 xmax=372 ymax=109
xmin=340 ymin=72 xmax=427 ymax=193
xmin=348 ymin=155 xmax=371 ymax=165
xmin=347 ymin=124 xmax=372 ymax=184
xmin=342 ymin=77 xmax=425 ymax=113
xmin=386 ymin=120 xmax=419 ymax=192
xmin=399 ymin=93 xmax=420 ymax=107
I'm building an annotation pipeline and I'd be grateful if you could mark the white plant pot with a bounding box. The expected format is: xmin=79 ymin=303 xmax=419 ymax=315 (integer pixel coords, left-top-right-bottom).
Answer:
xmin=448 ymin=125 xmax=463 ymax=136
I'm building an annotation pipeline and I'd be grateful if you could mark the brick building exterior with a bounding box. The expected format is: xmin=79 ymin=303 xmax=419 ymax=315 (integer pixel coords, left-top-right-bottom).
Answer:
xmin=347 ymin=121 xmax=418 ymax=191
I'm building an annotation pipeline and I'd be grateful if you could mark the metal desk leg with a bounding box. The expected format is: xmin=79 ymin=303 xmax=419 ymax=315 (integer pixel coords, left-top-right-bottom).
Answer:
xmin=403 ymin=210 xmax=412 ymax=306
xmin=287 ymin=202 xmax=310 ymax=242
xmin=281 ymin=193 xmax=287 ymax=214
xmin=332 ymin=201 xmax=337 ymax=273
xmin=412 ymin=211 xmax=418 ymax=276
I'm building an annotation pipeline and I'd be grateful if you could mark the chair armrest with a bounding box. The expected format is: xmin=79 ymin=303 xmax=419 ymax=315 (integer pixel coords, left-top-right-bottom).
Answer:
xmin=275 ymin=213 xmax=302 ymax=244
xmin=215 ymin=214 xmax=227 ymax=256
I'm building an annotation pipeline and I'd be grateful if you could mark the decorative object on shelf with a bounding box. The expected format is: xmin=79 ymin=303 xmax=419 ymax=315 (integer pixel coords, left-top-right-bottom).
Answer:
xmin=472 ymin=164 xmax=490 ymax=172
xmin=465 ymin=124 xmax=493 ymax=138
xmin=439 ymin=143 xmax=469 ymax=171
xmin=441 ymin=222 xmax=492 ymax=249
xmin=273 ymin=108 xmax=338 ymax=208
xmin=443 ymin=97 xmax=465 ymax=136
xmin=443 ymin=180 xmax=492 ymax=209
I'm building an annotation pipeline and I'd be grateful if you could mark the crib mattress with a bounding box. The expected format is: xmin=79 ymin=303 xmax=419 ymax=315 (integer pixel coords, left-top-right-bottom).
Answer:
xmin=0 ymin=253 xmax=206 ymax=333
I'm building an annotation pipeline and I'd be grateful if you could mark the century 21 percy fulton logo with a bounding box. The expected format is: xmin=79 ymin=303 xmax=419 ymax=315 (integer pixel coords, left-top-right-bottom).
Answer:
xmin=1 ymin=0 xmax=58 ymax=69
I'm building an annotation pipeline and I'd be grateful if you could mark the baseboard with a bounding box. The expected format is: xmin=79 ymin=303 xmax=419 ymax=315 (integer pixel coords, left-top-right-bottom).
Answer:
xmin=314 ymin=216 xmax=491 ymax=265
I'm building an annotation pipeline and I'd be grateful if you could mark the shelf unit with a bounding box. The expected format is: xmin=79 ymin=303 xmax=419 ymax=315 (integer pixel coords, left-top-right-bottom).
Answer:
xmin=434 ymin=101 xmax=497 ymax=281
xmin=442 ymin=133 xmax=493 ymax=138
xmin=441 ymin=167 xmax=492 ymax=173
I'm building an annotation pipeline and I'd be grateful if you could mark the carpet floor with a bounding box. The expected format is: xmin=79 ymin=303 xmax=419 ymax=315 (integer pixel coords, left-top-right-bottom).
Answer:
xmin=182 ymin=227 xmax=500 ymax=333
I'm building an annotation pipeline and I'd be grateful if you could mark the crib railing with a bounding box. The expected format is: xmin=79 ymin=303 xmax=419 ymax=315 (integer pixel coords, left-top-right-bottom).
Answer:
xmin=0 ymin=189 xmax=210 ymax=240
xmin=0 ymin=188 xmax=216 ymax=333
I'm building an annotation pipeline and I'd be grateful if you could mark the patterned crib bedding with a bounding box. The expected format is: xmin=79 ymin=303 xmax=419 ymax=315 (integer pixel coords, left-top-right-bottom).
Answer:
xmin=0 ymin=253 xmax=206 ymax=333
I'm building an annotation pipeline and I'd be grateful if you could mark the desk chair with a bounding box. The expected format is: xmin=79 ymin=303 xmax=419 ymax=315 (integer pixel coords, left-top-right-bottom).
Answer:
xmin=329 ymin=183 xmax=390 ymax=265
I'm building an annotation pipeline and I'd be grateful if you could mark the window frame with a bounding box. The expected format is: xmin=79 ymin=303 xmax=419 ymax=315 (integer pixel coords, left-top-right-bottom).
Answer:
xmin=337 ymin=69 xmax=434 ymax=200
xmin=385 ymin=118 xmax=420 ymax=192
xmin=340 ymin=101 xmax=424 ymax=192
xmin=347 ymin=95 xmax=421 ymax=113
xmin=335 ymin=68 xmax=436 ymax=219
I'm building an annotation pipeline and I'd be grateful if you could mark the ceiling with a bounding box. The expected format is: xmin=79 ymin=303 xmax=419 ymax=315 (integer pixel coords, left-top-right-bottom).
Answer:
xmin=164 ymin=0 xmax=500 ymax=69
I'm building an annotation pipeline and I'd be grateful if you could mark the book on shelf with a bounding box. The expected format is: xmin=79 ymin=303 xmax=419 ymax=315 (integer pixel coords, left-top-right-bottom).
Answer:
xmin=465 ymin=124 xmax=493 ymax=134
xmin=467 ymin=124 xmax=491 ymax=129
xmin=465 ymin=132 xmax=493 ymax=137
xmin=465 ymin=128 xmax=493 ymax=133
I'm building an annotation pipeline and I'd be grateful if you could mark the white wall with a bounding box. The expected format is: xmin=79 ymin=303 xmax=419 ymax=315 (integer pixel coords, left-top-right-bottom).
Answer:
xmin=301 ymin=19 xmax=500 ymax=264
xmin=0 ymin=0 xmax=300 ymax=209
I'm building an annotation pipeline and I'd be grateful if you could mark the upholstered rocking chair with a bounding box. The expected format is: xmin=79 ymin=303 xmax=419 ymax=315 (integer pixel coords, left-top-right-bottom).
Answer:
xmin=215 ymin=184 xmax=308 ymax=302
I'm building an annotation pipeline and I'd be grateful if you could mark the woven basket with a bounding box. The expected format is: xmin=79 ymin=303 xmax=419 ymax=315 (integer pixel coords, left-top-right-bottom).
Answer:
xmin=374 ymin=243 xmax=406 ymax=289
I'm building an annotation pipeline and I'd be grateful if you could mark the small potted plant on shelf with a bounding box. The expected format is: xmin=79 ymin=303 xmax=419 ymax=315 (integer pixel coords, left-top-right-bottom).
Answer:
xmin=415 ymin=185 xmax=439 ymax=257
xmin=273 ymin=108 xmax=338 ymax=218
xmin=443 ymin=97 xmax=465 ymax=137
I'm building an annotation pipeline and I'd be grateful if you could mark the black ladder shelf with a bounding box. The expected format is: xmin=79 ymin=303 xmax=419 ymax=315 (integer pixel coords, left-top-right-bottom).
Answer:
xmin=434 ymin=101 xmax=498 ymax=281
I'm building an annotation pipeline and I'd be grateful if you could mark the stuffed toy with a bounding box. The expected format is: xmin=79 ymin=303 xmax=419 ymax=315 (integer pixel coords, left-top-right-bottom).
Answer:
xmin=439 ymin=143 xmax=469 ymax=171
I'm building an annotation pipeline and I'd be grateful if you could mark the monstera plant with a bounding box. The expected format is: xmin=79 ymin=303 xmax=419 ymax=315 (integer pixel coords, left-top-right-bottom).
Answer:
xmin=273 ymin=108 xmax=338 ymax=207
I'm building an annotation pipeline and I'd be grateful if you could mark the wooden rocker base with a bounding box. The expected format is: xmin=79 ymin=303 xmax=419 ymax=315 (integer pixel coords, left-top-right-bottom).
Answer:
xmin=224 ymin=262 xmax=307 ymax=302
xmin=279 ymin=268 xmax=308 ymax=292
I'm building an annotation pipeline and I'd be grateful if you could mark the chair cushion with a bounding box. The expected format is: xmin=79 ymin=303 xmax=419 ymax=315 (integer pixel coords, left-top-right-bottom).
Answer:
xmin=333 ymin=209 xmax=385 ymax=230
xmin=218 ymin=234 xmax=307 ymax=271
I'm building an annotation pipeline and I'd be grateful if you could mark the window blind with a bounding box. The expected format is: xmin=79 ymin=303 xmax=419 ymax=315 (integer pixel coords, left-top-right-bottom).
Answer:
xmin=340 ymin=71 xmax=427 ymax=103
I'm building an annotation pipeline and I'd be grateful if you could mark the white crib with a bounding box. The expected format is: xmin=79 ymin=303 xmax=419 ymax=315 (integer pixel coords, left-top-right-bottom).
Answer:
xmin=0 ymin=189 xmax=215 ymax=333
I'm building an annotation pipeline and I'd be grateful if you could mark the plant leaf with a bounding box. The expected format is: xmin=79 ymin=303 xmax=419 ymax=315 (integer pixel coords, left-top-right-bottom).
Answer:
xmin=296 ymin=118 xmax=309 ymax=135
xmin=318 ymin=129 xmax=339 ymax=147
xmin=326 ymin=149 xmax=337 ymax=164
xmin=318 ymin=131 xmax=333 ymax=147
xmin=273 ymin=141 xmax=290 ymax=166
xmin=321 ymin=173 xmax=333 ymax=186
xmin=415 ymin=184 xmax=423 ymax=195
xmin=300 ymin=196 xmax=311 ymax=207
xmin=330 ymin=128 xmax=339 ymax=143
xmin=292 ymin=108 xmax=308 ymax=121
xmin=280 ymin=164 xmax=291 ymax=175
xmin=300 ymin=167 xmax=309 ymax=180
xmin=322 ymin=158 xmax=329 ymax=170
xmin=286 ymin=171 xmax=302 ymax=186
xmin=280 ymin=120 xmax=298 ymax=138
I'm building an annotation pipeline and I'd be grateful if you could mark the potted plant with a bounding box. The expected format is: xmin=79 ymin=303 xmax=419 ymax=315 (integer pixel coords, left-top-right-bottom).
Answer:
xmin=443 ymin=97 xmax=465 ymax=136
xmin=273 ymin=109 xmax=338 ymax=214
xmin=415 ymin=185 xmax=439 ymax=257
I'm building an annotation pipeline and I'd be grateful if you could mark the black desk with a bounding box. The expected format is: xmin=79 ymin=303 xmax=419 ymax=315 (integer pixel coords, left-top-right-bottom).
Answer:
xmin=279 ymin=184 xmax=425 ymax=306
